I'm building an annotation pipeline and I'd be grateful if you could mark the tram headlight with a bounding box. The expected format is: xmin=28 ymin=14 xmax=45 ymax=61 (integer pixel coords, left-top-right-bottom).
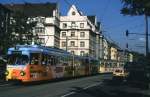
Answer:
xmin=5 ymin=70 xmax=9 ymax=76
xmin=20 ymin=71 xmax=26 ymax=76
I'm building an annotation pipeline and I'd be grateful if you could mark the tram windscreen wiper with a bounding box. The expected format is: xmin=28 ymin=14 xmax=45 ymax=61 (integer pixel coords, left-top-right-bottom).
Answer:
xmin=8 ymin=55 xmax=29 ymax=65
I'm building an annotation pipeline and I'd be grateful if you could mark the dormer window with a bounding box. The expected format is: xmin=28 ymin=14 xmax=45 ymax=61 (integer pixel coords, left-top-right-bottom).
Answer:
xmin=72 ymin=11 xmax=76 ymax=15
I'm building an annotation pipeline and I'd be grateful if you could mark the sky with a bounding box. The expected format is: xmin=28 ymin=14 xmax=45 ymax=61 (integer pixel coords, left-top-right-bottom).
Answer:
xmin=0 ymin=0 xmax=149 ymax=54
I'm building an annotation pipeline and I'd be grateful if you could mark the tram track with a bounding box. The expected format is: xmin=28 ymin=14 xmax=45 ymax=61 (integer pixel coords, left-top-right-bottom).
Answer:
xmin=0 ymin=81 xmax=22 ymax=88
xmin=0 ymin=83 xmax=24 ymax=94
xmin=0 ymin=80 xmax=10 ymax=86
xmin=0 ymin=83 xmax=11 ymax=87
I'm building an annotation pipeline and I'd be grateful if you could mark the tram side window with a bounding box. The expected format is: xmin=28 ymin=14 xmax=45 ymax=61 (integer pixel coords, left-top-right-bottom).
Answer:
xmin=59 ymin=56 xmax=63 ymax=65
xmin=62 ymin=56 xmax=69 ymax=66
xmin=47 ymin=55 xmax=55 ymax=66
xmin=47 ymin=55 xmax=52 ymax=65
xmin=30 ymin=53 xmax=40 ymax=65
xmin=84 ymin=59 xmax=89 ymax=65
xmin=67 ymin=57 xmax=72 ymax=66
xmin=41 ymin=54 xmax=48 ymax=65
xmin=53 ymin=57 xmax=57 ymax=66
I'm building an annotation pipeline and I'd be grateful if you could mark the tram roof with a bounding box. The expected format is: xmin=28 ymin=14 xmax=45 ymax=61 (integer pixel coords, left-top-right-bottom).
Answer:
xmin=8 ymin=45 xmax=71 ymax=56
xmin=8 ymin=45 xmax=98 ymax=59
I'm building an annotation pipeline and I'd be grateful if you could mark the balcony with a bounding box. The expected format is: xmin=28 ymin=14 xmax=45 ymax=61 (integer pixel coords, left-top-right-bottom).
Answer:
xmin=44 ymin=17 xmax=59 ymax=26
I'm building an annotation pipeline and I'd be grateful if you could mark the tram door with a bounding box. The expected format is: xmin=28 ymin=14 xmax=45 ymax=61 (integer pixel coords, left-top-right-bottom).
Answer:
xmin=29 ymin=53 xmax=52 ymax=80
xmin=41 ymin=53 xmax=53 ymax=80
xmin=29 ymin=53 xmax=42 ymax=80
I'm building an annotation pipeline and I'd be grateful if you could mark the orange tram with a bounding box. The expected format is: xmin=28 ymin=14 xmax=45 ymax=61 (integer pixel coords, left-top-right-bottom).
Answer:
xmin=5 ymin=45 xmax=99 ymax=82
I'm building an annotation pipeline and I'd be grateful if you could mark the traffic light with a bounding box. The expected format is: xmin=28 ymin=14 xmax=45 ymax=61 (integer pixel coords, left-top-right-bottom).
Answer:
xmin=126 ymin=43 xmax=128 ymax=48
xmin=126 ymin=30 xmax=129 ymax=37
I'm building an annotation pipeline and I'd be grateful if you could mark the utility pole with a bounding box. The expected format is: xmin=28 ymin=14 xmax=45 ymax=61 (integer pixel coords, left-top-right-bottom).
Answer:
xmin=145 ymin=14 xmax=149 ymax=58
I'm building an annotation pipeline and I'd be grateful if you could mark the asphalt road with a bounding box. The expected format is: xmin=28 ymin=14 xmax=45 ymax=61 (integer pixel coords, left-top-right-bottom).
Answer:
xmin=66 ymin=77 xmax=150 ymax=97
xmin=0 ymin=74 xmax=111 ymax=97
xmin=0 ymin=74 xmax=149 ymax=97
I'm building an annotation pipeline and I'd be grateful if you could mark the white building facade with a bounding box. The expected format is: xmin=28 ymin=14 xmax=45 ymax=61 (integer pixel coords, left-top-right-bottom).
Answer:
xmin=60 ymin=5 xmax=101 ymax=58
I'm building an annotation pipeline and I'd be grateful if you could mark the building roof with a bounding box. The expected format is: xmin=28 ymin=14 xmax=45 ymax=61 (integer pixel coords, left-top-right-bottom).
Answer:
xmin=87 ymin=15 xmax=95 ymax=25
xmin=110 ymin=42 xmax=122 ymax=51
xmin=5 ymin=3 xmax=57 ymax=17
xmin=96 ymin=22 xmax=100 ymax=30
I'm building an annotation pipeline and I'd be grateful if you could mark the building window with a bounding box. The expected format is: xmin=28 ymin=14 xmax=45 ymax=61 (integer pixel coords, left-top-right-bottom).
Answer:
xmin=71 ymin=21 xmax=75 ymax=25
xmin=35 ymin=17 xmax=45 ymax=23
xmin=71 ymin=21 xmax=76 ymax=28
xmin=80 ymin=23 xmax=84 ymax=28
xmin=71 ymin=51 xmax=75 ymax=55
xmin=38 ymin=38 xmax=45 ymax=44
xmin=72 ymin=11 xmax=76 ymax=15
xmin=80 ymin=32 xmax=85 ymax=37
xmin=71 ymin=32 xmax=75 ymax=37
xmin=62 ymin=41 xmax=66 ymax=47
xmin=40 ymin=18 xmax=45 ymax=23
xmin=80 ymin=41 xmax=85 ymax=47
xmin=63 ymin=23 xmax=67 ymax=28
xmin=70 ymin=41 xmax=75 ymax=47
xmin=62 ymin=32 xmax=66 ymax=37
xmin=80 ymin=51 xmax=85 ymax=56
xmin=35 ymin=27 xmax=45 ymax=33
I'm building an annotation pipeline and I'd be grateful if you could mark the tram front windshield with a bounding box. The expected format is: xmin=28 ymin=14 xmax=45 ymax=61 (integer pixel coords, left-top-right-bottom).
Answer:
xmin=8 ymin=54 xmax=29 ymax=65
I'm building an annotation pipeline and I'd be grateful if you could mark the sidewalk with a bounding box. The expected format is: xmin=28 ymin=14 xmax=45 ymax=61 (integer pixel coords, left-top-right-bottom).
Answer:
xmin=119 ymin=85 xmax=150 ymax=96
xmin=141 ymin=89 xmax=150 ymax=95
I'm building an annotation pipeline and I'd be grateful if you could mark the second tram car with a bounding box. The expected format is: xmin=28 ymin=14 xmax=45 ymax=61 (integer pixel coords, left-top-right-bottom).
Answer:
xmin=5 ymin=45 xmax=98 ymax=82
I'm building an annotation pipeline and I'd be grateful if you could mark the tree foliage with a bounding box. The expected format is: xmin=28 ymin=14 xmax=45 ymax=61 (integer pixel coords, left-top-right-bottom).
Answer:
xmin=121 ymin=0 xmax=150 ymax=58
xmin=121 ymin=0 xmax=150 ymax=16
xmin=0 ymin=11 xmax=37 ymax=55
xmin=10 ymin=11 xmax=37 ymax=45
xmin=0 ymin=10 xmax=12 ymax=55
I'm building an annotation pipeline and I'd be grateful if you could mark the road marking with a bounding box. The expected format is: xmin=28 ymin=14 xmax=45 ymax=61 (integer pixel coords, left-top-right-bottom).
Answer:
xmin=83 ymin=82 xmax=102 ymax=90
xmin=61 ymin=82 xmax=103 ymax=97
xmin=0 ymin=84 xmax=10 ymax=87
xmin=61 ymin=92 xmax=75 ymax=97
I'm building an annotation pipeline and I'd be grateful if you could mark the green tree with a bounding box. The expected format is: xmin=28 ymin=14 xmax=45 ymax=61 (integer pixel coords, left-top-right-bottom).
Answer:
xmin=10 ymin=11 xmax=37 ymax=45
xmin=121 ymin=0 xmax=150 ymax=57
xmin=121 ymin=0 xmax=150 ymax=16
xmin=0 ymin=9 xmax=11 ymax=55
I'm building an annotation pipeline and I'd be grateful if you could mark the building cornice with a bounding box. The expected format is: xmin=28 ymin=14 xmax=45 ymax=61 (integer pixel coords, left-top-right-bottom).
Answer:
xmin=44 ymin=23 xmax=60 ymax=31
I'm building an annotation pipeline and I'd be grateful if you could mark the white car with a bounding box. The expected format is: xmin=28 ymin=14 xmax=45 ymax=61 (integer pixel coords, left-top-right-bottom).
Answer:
xmin=113 ymin=68 xmax=129 ymax=78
